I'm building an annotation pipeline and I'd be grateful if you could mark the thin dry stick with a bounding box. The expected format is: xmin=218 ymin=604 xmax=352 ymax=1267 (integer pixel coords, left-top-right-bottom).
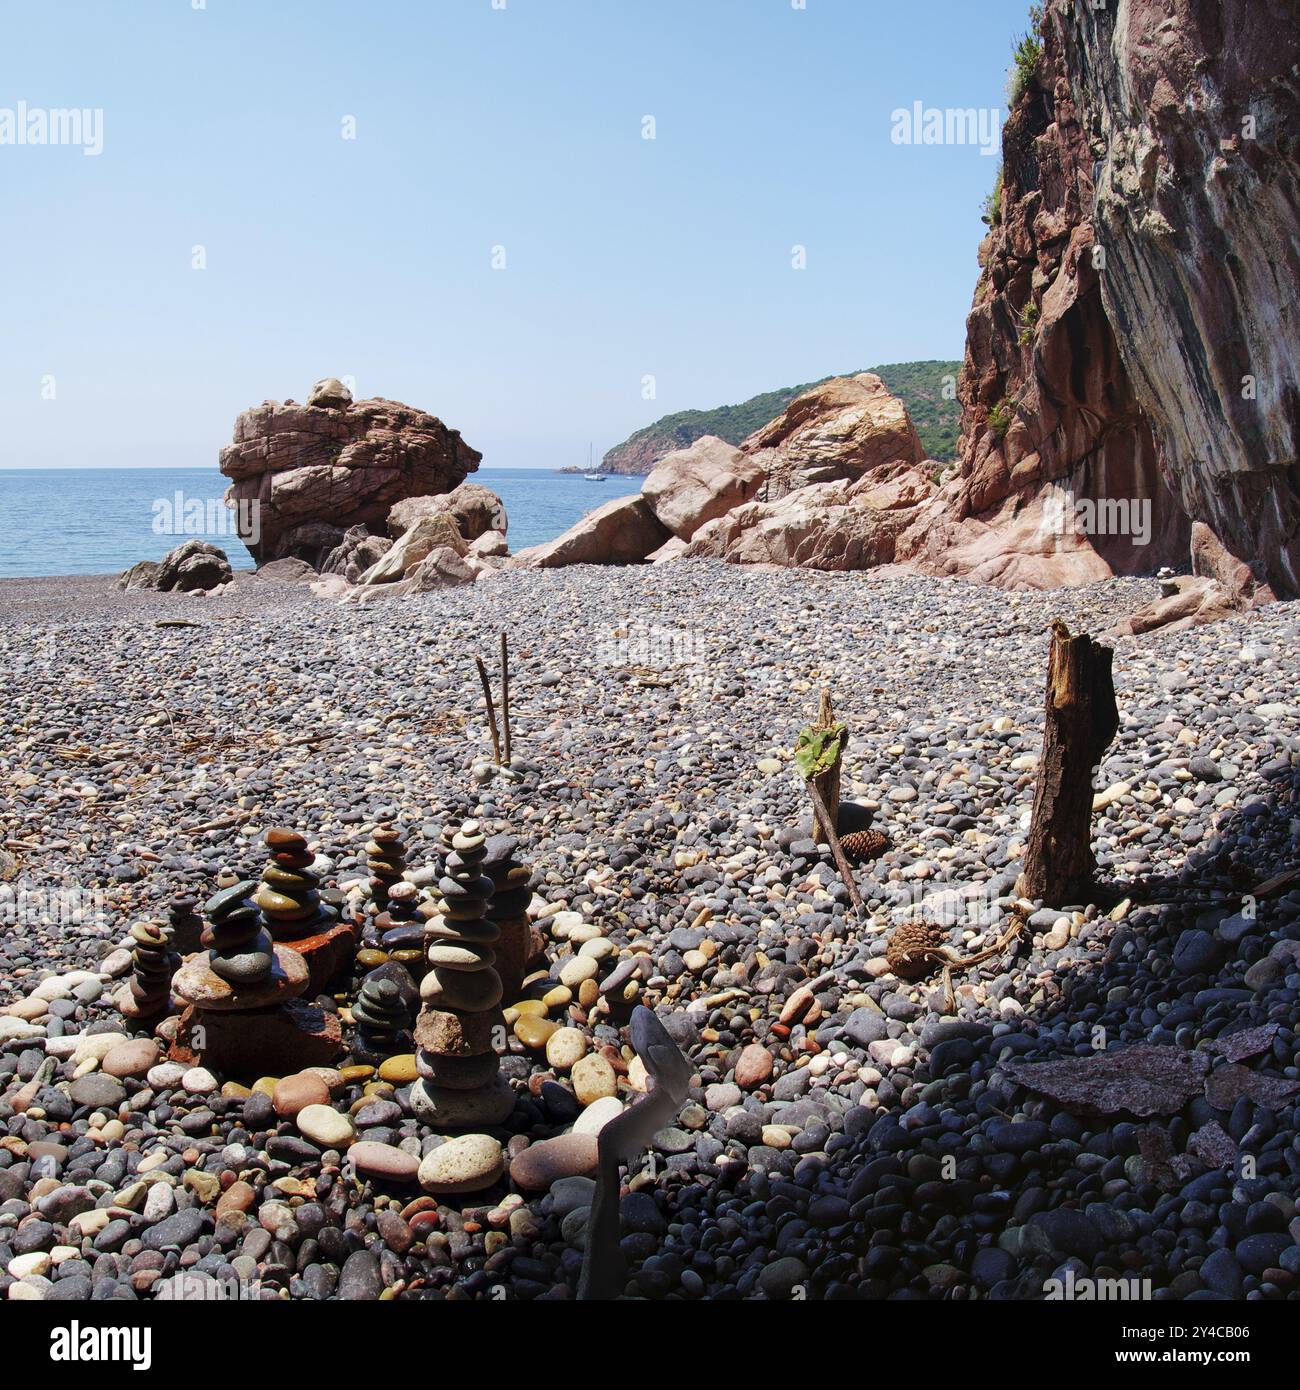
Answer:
xmin=475 ymin=655 xmax=503 ymax=766
xmin=500 ymin=630 xmax=512 ymax=766
xmin=807 ymin=778 xmax=866 ymax=920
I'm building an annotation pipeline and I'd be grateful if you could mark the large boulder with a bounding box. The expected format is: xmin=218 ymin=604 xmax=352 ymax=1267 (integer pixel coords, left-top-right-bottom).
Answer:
xmin=402 ymin=547 xmax=477 ymax=591
xmin=388 ymin=484 xmax=507 ymax=543
xmin=641 ymin=436 xmax=765 ymax=540
xmin=219 ymin=386 xmax=481 ymax=565
xmin=741 ymin=373 xmax=924 ymax=499
xmin=1190 ymin=521 xmax=1276 ymax=607
xmin=116 ymin=541 xmax=233 ymax=593
xmin=685 ymin=483 xmax=919 ymax=570
xmin=307 ymin=377 xmax=353 ymax=410
xmin=357 ymin=513 xmax=467 ymax=587
xmin=321 ymin=526 xmax=393 ymax=584
xmin=254 ymin=557 xmax=317 ymax=584
xmin=116 ymin=561 xmax=162 ymax=593
xmin=347 ymin=545 xmax=477 ymax=602
xmin=513 ymin=495 xmax=670 ymax=569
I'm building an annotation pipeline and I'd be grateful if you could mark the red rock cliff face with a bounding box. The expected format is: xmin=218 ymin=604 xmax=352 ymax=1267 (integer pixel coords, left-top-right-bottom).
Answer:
xmin=943 ymin=0 xmax=1299 ymax=596
xmin=944 ymin=4 xmax=1190 ymax=585
xmin=1060 ymin=0 xmax=1300 ymax=597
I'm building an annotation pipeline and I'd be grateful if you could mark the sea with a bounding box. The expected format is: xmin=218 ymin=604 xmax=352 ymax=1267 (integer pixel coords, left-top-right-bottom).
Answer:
xmin=0 ymin=467 xmax=642 ymax=580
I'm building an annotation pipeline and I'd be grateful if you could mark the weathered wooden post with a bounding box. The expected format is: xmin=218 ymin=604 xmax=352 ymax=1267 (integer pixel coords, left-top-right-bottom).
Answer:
xmin=1016 ymin=621 xmax=1119 ymax=906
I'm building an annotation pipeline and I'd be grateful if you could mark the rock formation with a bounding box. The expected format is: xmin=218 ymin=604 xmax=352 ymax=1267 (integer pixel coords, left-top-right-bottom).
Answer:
xmin=320 ymin=526 xmax=393 ymax=583
xmin=116 ymin=540 xmax=233 ymax=594
xmin=1107 ymin=521 xmax=1278 ymax=637
xmin=410 ymin=821 xmax=513 ymax=1127
xmin=907 ymin=0 xmax=1297 ymax=598
xmin=518 ymin=373 xmax=933 ymax=571
xmin=331 ymin=485 xmax=510 ymax=596
xmin=218 ymin=380 xmax=481 ymax=566
xmin=741 ymin=372 xmax=924 ymax=499
xmin=388 ymin=484 xmax=508 ymax=545
xmin=1061 ymin=0 xmax=1299 ymax=597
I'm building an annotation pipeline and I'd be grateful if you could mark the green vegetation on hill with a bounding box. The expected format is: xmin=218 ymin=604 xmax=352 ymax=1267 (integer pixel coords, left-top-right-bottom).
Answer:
xmin=601 ymin=359 xmax=962 ymax=474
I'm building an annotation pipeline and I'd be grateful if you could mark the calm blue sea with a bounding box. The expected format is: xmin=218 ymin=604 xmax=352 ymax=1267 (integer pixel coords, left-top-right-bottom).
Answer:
xmin=0 ymin=468 xmax=642 ymax=579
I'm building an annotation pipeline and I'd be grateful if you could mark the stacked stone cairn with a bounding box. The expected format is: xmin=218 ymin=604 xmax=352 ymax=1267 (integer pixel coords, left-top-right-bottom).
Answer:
xmin=169 ymin=875 xmax=340 ymax=1075
xmin=255 ymin=829 xmax=337 ymax=941
xmin=376 ymin=880 xmax=427 ymax=978
xmin=410 ymin=821 xmax=513 ymax=1127
xmin=351 ymin=976 xmax=411 ymax=1064
xmin=483 ymin=833 xmax=534 ymax=1004
xmin=366 ymin=823 xmax=407 ymax=908
xmin=115 ymin=920 xmax=177 ymax=1020
xmin=166 ymin=893 xmax=204 ymax=956
xmin=253 ymin=828 xmax=355 ymax=995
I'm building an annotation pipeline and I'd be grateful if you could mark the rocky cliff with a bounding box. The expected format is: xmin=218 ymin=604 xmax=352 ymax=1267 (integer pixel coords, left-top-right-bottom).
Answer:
xmin=932 ymin=0 xmax=1298 ymax=597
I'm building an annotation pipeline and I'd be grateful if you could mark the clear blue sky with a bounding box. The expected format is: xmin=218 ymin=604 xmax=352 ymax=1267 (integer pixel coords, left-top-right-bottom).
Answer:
xmin=0 ymin=0 xmax=1033 ymax=470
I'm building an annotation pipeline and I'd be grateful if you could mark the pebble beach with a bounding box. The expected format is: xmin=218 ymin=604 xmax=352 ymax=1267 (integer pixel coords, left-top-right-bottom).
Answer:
xmin=2 ymin=561 xmax=1299 ymax=1303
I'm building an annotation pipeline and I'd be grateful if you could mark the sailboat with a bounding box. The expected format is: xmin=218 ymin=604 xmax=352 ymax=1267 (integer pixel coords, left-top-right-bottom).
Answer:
xmin=583 ymin=443 xmax=607 ymax=481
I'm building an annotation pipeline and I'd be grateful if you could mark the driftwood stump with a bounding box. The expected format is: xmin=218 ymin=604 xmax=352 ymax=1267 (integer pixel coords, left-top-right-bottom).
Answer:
xmin=1017 ymin=621 xmax=1118 ymax=906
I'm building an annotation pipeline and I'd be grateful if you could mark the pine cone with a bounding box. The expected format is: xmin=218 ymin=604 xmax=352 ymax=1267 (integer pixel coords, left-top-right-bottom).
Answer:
xmin=886 ymin=921 xmax=943 ymax=980
xmin=840 ymin=828 xmax=891 ymax=864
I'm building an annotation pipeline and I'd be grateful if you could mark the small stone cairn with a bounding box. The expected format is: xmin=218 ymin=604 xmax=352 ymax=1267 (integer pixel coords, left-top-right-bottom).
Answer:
xmin=166 ymin=893 xmax=204 ymax=956
xmin=170 ymin=873 xmax=340 ymax=1075
xmin=352 ymin=976 xmax=411 ymax=1063
xmin=366 ymin=823 xmax=407 ymax=908
xmin=253 ymin=828 xmax=354 ymax=995
xmin=376 ymin=879 xmax=427 ymax=978
xmin=255 ymin=829 xmax=337 ymax=941
xmin=115 ymin=921 xmax=177 ymax=1020
xmin=410 ymin=820 xmax=512 ymax=1127
xmin=483 ymin=834 xmax=534 ymax=1004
